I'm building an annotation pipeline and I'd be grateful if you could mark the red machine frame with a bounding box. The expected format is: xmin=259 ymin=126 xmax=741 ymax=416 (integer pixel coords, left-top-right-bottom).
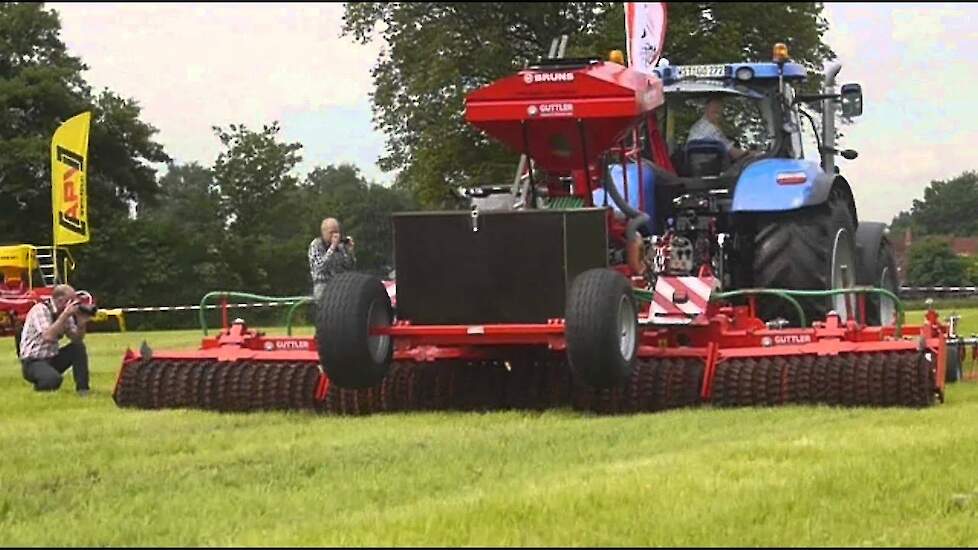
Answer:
xmin=120 ymin=294 xmax=949 ymax=404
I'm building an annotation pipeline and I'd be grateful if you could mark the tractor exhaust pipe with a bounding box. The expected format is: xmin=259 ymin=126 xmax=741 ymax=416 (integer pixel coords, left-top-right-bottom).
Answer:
xmin=822 ymin=61 xmax=843 ymax=174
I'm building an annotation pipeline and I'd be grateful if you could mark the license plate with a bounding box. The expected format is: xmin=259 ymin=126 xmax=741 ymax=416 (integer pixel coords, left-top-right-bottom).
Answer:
xmin=675 ymin=64 xmax=726 ymax=79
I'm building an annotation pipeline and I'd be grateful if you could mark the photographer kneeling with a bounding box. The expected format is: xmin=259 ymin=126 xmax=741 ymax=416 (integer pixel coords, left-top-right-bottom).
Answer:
xmin=18 ymin=284 xmax=94 ymax=396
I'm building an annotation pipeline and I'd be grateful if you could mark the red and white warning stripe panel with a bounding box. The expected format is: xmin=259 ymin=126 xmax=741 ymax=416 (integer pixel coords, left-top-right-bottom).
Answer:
xmin=384 ymin=281 xmax=397 ymax=306
xmin=647 ymin=276 xmax=717 ymax=325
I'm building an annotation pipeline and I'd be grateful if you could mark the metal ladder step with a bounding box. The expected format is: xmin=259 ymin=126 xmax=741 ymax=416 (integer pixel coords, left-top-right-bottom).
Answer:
xmin=38 ymin=263 xmax=58 ymax=286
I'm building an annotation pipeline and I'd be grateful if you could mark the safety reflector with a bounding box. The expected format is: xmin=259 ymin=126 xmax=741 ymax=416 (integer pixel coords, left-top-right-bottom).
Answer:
xmin=776 ymin=172 xmax=808 ymax=185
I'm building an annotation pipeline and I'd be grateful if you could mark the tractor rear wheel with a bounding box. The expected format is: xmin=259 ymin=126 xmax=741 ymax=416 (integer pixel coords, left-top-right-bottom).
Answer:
xmin=316 ymin=272 xmax=393 ymax=389
xmin=565 ymin=268 xmax=638 ymax=389
xmin=749 ymin=186 xmax=857 ymax=327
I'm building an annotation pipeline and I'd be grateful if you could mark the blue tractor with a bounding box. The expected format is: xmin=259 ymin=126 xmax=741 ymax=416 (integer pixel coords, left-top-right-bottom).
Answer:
xmin=590 ymin=45 xmax=898 ymax=327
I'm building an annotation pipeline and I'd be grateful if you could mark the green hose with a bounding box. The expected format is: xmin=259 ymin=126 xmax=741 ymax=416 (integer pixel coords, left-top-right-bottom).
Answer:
xmin=285 ymin=297 xmax=313 ymax=336
xmin=776 ymin=287 xmax=904 ymax=337
xmin=714 ymin=287 xmax=903 ymax=336
xmin=198 ymin=291 xmax=311 ymax=335
xmin=632 ymin=289 xmax=656 ymax=303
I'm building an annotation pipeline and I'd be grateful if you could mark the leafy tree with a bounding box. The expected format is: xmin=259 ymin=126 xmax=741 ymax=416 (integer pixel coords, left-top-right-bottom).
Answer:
xmin=966 ymin=257 xmax=978 ymax=288
xmin=889 ymin=210 xmax=913 ymax=236
xmin=0 ymin=2 xmax=169 ymax=322
xmin=212 ymin=122 xmax=303 ymax=236
xmin=141 ymin=163 xmax=237 ymax=293
xmin=343 ymin=2 xmax=836 ymax=206
xmin=906 ymin=237 xmax=970 ymax=286
xmin=0 ymin=2 xmax=90 ymax=242
xmin=300 ymin=164 xmax=417 ymax=278
xmin=889 ymin=171 xmax=978 ymax=237
xmin=210 ymin=122 xmax=304 ymax=294
xmin=0 ymin=2 xmax=169 ymax=245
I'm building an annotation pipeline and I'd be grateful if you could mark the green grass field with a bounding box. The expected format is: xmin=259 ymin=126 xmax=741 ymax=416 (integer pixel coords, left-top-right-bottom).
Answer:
xmin=3 ymin=313 xmax=978 ymax=546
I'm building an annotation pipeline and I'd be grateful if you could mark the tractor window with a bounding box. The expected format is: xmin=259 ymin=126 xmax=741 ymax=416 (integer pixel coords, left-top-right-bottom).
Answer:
xmin=783 ymin=86 xmax=804 ymax=159
xmin=665 ymin=93 xmax=774 ymax=155
xmin=798 ymin=107 xmax=822 ymax=164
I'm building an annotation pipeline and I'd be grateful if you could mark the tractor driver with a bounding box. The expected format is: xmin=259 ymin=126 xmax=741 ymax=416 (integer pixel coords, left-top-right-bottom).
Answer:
xmin=687 ymin=96 xmax=751 ymax=162
xmin=18 ymin=284 xmax=92 ymax=395
xmin=308 ymin=217 xmax=356 ymax=301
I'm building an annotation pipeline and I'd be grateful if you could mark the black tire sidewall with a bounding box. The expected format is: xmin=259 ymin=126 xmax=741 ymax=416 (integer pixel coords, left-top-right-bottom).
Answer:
xmin=748 ymin=186 xmax=857 ymax=326
xmin=866 ymin=237 xmax=899 ymax=326
xmin=316 ymin=273 xmax=393 ymax=389
xmin=826 ymin=189 xmax=858 ymax=320
xmin=946 ymin=343 xmax=963 ymax=383
xmin=565 ymin=269 xmax=638 ymax=389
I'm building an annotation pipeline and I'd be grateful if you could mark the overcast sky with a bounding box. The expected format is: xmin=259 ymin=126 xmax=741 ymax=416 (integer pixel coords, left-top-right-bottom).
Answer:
xmin=48 ymin=2 xmax=978 ymax=223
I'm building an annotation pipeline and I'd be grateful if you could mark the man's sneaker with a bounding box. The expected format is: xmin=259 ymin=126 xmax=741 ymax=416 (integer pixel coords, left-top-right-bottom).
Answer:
xmin=77 ymin=389 xmax=91 ymax=397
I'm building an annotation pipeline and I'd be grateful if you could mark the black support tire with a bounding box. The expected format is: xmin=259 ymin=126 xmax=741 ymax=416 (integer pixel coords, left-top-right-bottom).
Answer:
xmin=13 ymin=322 xmax=22 ymax=358
xmin=749 ymin=186 xmax=858 ymax=327
xmin=855 ymin=223 xmax=899 ymax=327
xmin=946 ymin=343 xmax=963 ymax=384
xmin=565 ymin=269 xmax=639 ymax=389
xmin=315 ymin=272 xmax=393 ymax=389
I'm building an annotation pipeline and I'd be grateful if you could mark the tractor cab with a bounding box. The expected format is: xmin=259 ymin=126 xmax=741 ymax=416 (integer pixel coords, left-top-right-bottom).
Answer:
xmin=650 ymin=60 xmax=811 ymax=186
xmin=653 ymin=52 xmax=864 ymax=180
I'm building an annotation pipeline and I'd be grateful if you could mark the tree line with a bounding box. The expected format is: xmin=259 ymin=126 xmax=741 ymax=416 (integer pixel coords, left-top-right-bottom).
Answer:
xmin=891 ymin=171 xmax=978 ymax=286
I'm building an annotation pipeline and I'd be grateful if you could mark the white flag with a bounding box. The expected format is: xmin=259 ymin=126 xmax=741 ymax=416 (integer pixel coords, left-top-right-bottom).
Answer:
xmin=625 ymin=2 xmax=667 ymax=75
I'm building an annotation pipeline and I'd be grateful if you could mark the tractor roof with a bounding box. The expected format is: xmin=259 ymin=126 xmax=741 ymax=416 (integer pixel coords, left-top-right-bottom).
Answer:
xmin=653 ymin=62 xmax=807 ymax=86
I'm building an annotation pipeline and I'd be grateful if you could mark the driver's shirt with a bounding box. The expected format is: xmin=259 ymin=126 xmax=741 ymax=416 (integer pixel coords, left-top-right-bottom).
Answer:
xmin=687 ymin=117 xmax=733 ymax=152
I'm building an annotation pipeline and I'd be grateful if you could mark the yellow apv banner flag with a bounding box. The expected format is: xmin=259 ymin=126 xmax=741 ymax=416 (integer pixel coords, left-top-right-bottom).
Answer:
xmin=51 ymin=111 xmax=91 ymax=245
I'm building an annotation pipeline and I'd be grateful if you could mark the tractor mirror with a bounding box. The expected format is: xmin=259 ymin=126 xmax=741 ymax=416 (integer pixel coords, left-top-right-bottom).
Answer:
xmin=840 ymin=83 xmax=863 ymax=117
xmin=840 ymin=149 xmax=858 ymax=160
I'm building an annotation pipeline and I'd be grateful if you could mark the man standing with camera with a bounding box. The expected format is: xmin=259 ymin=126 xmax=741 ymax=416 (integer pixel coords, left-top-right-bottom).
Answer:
xmin=308 ymin=217 xmax=356 ymax=301
xmin=18 ymin=284 xmax=93 ymax=395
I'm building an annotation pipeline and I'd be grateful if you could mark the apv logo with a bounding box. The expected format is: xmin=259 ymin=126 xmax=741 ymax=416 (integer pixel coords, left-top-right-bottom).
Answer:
xmin=523 ymin=72 xmax=575 ymax=85
xmin=56 ymin=146 xmax=87 ymax=236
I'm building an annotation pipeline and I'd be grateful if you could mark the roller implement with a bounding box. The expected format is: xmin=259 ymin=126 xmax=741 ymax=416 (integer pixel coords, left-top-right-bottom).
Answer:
xmin=115 ymin=44 xmax=952 ymax=415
